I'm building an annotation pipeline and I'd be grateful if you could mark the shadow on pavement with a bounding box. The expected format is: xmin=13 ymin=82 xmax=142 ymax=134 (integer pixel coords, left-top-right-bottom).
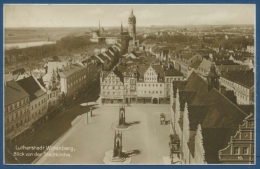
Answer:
xmin=122 ymin=149 xmax=141 ymax=158
xmin=126 ymin=121 xmax=141 ymax=126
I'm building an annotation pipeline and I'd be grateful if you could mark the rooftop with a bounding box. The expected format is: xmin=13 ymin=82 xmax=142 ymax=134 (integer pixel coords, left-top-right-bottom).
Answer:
xmin=16 ymin=76 xmax=46 ymax=102
xmin=5 ymin=80 xmax=29 ymax=107
xmin=173 ymin=71 xmax=249 ymax=163
xmin=220 ymin=69 xmax=254 ymax=88
xmin=217 ymin=65 xmax=250 ymax=72
xmin=58 ymin=64 xmax=86 ymax=78
xmin=165 ymin=69 xmax=183 ymax=76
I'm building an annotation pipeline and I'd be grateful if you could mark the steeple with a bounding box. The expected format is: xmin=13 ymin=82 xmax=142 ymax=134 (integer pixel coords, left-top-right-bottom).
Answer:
xmin=207 ymin=62 xmax=219 ymax=91
xmin=131 ymin=7 xmax=133 ymax=15
xmin=121 ymin=22 xmax=123 ymax=33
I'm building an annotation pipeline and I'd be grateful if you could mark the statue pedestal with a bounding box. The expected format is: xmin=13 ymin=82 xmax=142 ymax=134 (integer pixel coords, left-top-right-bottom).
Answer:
xmin=110 ymin=155 xmax=126 ymax=162
xmin=112 ymin=122 xmax=132 ymax=131
xmin=103 ymin=150 xmax=131 ymax=164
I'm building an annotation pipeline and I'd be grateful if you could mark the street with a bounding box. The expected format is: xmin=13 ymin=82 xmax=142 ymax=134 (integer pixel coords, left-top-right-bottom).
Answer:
xmin=5 ymin=85 xmax=100 ymax=164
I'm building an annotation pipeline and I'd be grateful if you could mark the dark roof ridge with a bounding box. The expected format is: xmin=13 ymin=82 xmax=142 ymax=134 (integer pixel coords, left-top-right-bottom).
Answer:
xmin=6 ymin=84 xmax=21 ymax=92
xmin=211 ymin=88 xmax=248 ymax=116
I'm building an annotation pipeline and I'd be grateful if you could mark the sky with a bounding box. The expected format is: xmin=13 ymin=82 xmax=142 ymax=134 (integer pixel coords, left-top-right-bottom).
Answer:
xmin=4 ymin=4 xmax=255 ymax=28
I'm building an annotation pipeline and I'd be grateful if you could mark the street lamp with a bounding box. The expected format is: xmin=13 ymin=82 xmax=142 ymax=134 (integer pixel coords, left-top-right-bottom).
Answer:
xmin=124 ymin=86 xmax=130 ymax=106
xmin=80 ymin=102 xmax=97 ymax=124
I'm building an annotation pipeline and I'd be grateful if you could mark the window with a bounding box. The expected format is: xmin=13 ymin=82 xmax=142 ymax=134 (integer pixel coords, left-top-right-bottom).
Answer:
xmin=243 ymin=147 xmax=248 ymax=154
xmin=234 ymin=147 xmax=239 ymax=154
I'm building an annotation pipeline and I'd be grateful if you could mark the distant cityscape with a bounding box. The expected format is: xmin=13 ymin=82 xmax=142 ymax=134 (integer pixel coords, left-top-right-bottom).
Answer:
xmin=4 ymin=5 xmax=255 ymax=165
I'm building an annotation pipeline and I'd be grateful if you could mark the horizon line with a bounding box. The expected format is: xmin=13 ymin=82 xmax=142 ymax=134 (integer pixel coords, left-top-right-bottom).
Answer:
xmin=4 ymin=24 xmax=254 ymax=29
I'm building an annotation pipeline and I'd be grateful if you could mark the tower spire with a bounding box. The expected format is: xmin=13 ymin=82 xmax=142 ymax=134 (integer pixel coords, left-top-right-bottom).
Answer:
xmin=121 ymin=22 xmax=123 ymax=32
xmin=131 ymin=7 xmax=133 ymax=14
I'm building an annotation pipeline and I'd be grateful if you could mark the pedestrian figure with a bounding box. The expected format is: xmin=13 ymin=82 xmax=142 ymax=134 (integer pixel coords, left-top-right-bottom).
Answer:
xmin=90 ymin=107 xmax=93 ymax=117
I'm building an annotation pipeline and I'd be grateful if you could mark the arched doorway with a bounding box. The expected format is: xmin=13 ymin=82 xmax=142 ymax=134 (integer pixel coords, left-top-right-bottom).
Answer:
xmin=126 ymin=98 xmax=129 ymax=104
xmin=153 ymin=98 xmax=158 ymax=104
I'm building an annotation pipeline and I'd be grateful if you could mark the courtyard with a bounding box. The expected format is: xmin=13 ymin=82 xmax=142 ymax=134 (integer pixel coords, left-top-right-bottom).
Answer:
xmin=35 ymin=104 xmax=172 ymax=164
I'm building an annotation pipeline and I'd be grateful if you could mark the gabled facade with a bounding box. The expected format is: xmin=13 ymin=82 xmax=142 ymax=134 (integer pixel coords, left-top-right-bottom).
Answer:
xmin=219 ymin=113 xmax=254 ymax=164
xmin=100 ymin=70 xmax=124 ymax=104
xmin=136 ymin=65 xmax=165 ymax=104
xmin=42 ymin=68 xmax=62 ymax=114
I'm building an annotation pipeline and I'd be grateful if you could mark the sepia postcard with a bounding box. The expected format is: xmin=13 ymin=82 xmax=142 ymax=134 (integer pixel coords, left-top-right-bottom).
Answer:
xmin=3 ymin=4 xmax=256 ymax=165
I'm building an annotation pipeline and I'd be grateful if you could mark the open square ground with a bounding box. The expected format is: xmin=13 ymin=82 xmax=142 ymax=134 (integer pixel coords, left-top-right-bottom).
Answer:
xmin=36 ymin=105 xmax=172 ymax=164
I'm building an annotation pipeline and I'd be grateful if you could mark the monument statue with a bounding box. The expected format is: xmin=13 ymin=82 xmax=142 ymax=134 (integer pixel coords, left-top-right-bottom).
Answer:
xmin=119 ymin=106 xmax=126 ymax=126
xmin=113 ymin=131 xmax=123 ymax=158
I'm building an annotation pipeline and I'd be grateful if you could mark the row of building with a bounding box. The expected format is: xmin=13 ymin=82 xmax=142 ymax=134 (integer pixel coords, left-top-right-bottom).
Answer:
xmin=100 ymin=63 xmax=184 ymax=105
xmin=99 ymin=47 xmax=254 ymax=106
xmin=4 ymin=45 xmax=120 ymax=146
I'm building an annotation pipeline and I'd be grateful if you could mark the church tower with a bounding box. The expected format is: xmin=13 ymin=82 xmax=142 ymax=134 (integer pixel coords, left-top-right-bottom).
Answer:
xmin=207 ymin=62 xmax=219 ymax=91
xmin=128 ymin=8 xmax=136 ymax=43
